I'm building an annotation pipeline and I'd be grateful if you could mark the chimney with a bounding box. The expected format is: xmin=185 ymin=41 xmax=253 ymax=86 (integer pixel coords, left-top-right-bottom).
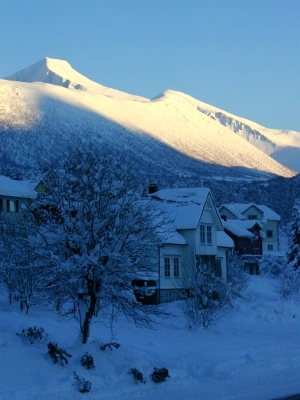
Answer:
xmin=148 ymin=183 xmax=158 ymax=194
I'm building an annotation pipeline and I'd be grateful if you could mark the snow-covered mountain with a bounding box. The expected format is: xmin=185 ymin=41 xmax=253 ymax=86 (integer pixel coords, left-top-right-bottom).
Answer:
xmin=195 ymin=100 xmax=300 ymax=172
xmin=0 ymin=57 xmax=297 ymax=179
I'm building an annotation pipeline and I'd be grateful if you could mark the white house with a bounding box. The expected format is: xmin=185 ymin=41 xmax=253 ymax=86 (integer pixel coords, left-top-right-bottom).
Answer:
xmin=144 ymin=187 xmax=234 ymax=304
xmin=0 ymin=175 xmax=43 ymax=216
xmin=218 ymin=203 xmax=281 ymax=253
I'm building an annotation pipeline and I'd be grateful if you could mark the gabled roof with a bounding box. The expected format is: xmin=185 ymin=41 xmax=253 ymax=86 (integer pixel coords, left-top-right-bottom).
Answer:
xmin=223 ymin=220 xmax=257 ymax=238
xmin=0 ymin=176 xmax=39 ymax=199
xmin=217 ymin=231 xmax=234 ymax=248
xmin=219 ymin=203 xmax=280 ymax=221
xmin=151 ymin=187 xmax=224 ymax=230
xmin=151 ymin=187 xmax=211 ymax=205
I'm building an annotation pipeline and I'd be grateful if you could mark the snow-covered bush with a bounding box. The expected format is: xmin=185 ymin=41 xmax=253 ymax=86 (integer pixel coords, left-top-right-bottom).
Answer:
xmin=16 ymin=326 xmax=48 ymax=345
xmin=80 ymin=352 xmax=95 ymax=370
xmin=227 ymin=251 xmax=249 ymax=292
xmin=47 ymin=342 xmax=72 ymax=366
xmin=182 ymin=263 xmax=230 ymax=329
xmin=73 ymin=372 xmax=92 ymax=393
xmin=259 ymin=254 xmax=285 ymax=276
xmin=129 ymin=368 xmax=146 ymax=384
xmin=277 ymin=265 xmax=300 ymax=298
xmin=151 ymin=367 xmax=170 ymax=383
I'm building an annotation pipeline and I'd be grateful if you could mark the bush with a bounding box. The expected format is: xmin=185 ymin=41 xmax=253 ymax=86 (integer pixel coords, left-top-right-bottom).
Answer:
xmin=16 ymin=326 xmax=48 ymax=345
xmin=80 ymin=352 xmax=95 ymax=370
xmin=100 ymin=342 xmax=120 ymax=351
xmin=259 ymin=254 xmax=285 ymax=276
xmin=73 ymin=371 xmax=92 ymax=393
xmin=151 ymin=367 xmax=170 ymax=383
xmin=47 ymin=341 xmax=72 ymax=366
xmin=129 ymin=368 xmax=146 ymax=384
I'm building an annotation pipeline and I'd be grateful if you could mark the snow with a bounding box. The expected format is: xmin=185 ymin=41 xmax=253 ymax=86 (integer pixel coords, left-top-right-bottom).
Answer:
xmin=223 ymin=220 xmax=262 ymax=238
xmin=1 ymin=274 xmax=300 ymax=399
xmin=221 ymin=203 xmax=281 ymax=221
xmin=217 ymin=231 xmax=234 ymax=248
xmin=151 ymin=187 xmax=210 ymax=205
xmin=193 ymin=97 xmax=300 ymax=172
xmin=0 ymin=175 xmax=38 ymax=198
xmin=0 ymin=58 xmax=297 ymax=179
xmin=5 ymin=57 xmax=147 ymax=101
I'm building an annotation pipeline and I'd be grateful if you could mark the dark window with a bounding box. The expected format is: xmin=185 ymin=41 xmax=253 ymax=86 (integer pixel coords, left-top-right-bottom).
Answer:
xmin=200 ymin=225 xmax=205 ymax=244
xmin=248 ymin=215 xmax=257 ymax=220
xmin=267 ymin=230 xmax=273 ymax=238
xmin=215 ymin=258 xmax=222 ymax=277
xmin=207 ymin=226 xmax=212 ymax=244
xmin=173 ymin=258 xmax=179 ymax=278
xmin=221 ymin=215 xmax=227 ymax=221
xmin=164 ymin=258 xmax=170 ymax=278
xmin=268 ymin=244 xmax=273 ymax=251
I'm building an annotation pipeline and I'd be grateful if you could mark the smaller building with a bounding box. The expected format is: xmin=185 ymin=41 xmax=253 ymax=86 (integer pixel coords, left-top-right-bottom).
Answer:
xmin=0 ymin=175 xmax=43 ymax=217
xmin=219 ymin=203 xmax=280 ymax=253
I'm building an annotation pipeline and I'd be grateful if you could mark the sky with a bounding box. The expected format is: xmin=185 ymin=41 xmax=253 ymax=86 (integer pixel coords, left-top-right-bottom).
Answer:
xmin=1 ymin=0 xmax=299 ymax=131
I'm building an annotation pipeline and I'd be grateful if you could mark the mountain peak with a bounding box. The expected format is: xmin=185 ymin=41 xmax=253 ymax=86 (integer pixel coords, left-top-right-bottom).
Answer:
xmin=4 ymin=57 xmax=147 ymax=101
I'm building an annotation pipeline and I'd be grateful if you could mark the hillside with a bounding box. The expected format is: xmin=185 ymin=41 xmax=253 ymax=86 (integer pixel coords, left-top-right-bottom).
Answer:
xmin=0 ymin=58 xmax=297 ymax=179
xmin=195 ymin=99 xmax=300 ymax=172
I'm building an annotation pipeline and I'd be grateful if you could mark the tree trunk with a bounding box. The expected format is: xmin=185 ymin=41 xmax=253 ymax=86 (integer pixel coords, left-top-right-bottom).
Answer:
xmin=81 ymin=278 xmax=97 ymax=344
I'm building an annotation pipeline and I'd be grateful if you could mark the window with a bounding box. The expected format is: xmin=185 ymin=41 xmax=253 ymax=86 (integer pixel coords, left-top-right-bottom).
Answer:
xmin=207 ymin=226 xmax=212 ymax=244
xmin=268 ymin=244 xmax=273 ymax=251
xmin=7 ymin=199 xmax=19 ymax=213
xmin=173 ymin=258 xmax=179 ymax=278
xmin=267 ymin=230 xmax=273 ymax=238
xmin=164 ymin=257 xmax=170 ymax=278
xmin=215 ymin=258 xmax=222 ymax=277
xmin=200 ymin=225 xmax=213 ymax=245
xmin=200 ymin=225 xmax=205 ymax=244
xmin=248 ymin=215 xmax=257 ymax=220
xmin=253 ymin=248 xmax=260 ymax=255
xmin=221 ymin=215 xmax=227 ymax=221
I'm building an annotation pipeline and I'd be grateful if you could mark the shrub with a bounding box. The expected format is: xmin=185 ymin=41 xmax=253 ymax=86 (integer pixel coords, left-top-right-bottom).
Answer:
xmin=16 ymin=326 xmax=48 ymax=345
xmin=47 ymin=341 xmax=72 ymax=366
xmin=151 ymin=367 xmax=170 ymax=383
xmin=73 ymin=372 xmax=92 ymax=393
xmin=80 ymin=352 xmax=95 ymax=370
xmin=100 ymin=342 xmax=120 ymax=351
xmin=129 ymin=368 xmax=146 ymax=384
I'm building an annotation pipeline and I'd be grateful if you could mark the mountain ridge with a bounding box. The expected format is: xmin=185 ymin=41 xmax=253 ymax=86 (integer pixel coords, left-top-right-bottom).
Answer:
xmin=1 ymin=57 xmax=297 ymax=179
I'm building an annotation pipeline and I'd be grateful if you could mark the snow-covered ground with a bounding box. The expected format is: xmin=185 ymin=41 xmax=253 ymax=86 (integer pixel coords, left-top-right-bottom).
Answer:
xmin=1 ymin=274 xmax=300 ymax=400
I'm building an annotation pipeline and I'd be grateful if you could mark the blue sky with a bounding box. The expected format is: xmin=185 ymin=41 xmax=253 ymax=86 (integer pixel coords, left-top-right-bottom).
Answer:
xmin=1 ymin=0 xmax=299 ymax=131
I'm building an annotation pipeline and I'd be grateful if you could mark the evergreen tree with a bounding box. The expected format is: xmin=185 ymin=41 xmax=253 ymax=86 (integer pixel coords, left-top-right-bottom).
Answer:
xmin=286 ymin=200 xmax=300 ymax=270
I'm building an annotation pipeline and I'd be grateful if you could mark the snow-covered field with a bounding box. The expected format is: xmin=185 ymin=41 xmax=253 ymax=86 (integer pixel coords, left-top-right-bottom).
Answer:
xmin=1 ymin=274 xmax=300 ymax=400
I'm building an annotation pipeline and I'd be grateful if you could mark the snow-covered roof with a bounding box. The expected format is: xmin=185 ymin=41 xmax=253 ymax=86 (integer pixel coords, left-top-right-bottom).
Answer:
xmin=151 ymin=187 xmax=210 ymax=205
xmin=217 ymin=231 xmax=234 ymax=248
xmin=220 ymin=203 xmax=280 ymax=221
xmin=223 ymin=220 xmax=255 ymax=238
xmin=0 ymin=176 xmax=38 ymax=199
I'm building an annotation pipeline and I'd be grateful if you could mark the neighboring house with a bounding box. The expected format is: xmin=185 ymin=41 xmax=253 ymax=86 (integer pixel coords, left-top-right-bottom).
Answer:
xmin=222 ymin=220 xmax=263 ymax=275
xmin=218 ymin=203 xmax=280 ymax=253
xmin=0 ymin=175 xmax=43 ymax=217
xmin=134 ymin=187 xmax=234 ymax=304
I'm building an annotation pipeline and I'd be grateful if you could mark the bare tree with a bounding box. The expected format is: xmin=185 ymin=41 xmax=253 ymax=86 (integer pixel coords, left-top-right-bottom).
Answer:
xmin=0 ymin=211 xmax=46 ymax=313
xmin=31 ymin=146 xmax=166 ymax=343
xmin=182 ymin=261 xmax=230 ymax=330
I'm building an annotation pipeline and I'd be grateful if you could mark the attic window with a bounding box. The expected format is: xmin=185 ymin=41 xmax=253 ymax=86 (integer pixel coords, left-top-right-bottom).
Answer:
xmin=267 ymin=230 xmax=273 ymax=238
xmin=221 ymin=215 xmax=227 ymax=221
xmin=248 ymin=215 xmax=257 ymax=220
